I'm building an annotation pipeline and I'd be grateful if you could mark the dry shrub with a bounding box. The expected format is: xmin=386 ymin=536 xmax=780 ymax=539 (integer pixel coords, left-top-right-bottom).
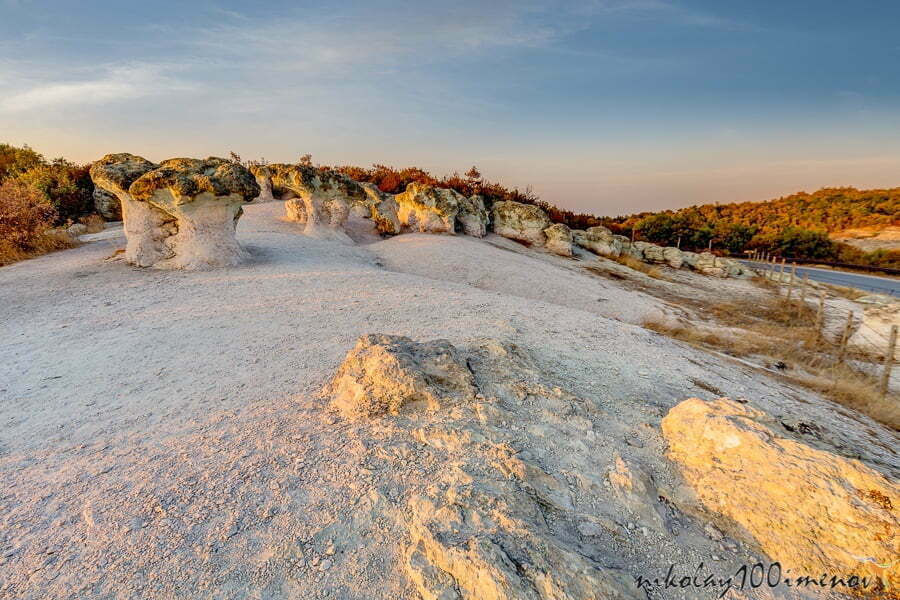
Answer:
xmin=0 ymin=179 xmax=77 ymax=266
xmin=643 ymin=290 xmax=898 ymax=430
xmin=81 ymin=213 xmax=106 ymax=233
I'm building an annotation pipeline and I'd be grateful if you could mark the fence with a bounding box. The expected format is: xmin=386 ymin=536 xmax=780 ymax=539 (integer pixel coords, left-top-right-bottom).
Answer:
xmin=750 ymin=259 xmax=897 ymax=399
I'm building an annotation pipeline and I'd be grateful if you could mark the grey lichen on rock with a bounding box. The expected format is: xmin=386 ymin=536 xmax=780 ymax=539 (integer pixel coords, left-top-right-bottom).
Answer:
xmin=456 ymin=194 xmax=489 ymax=237
xmin=90 ymin=153 xmax=158 ymax=197
xmin=92 ymin=186 xmax=121 ymax=221
xmin=543 ymin=223 xmax=573 ymax=256
xmin=572 ymin=226 xmax=621 ymax=258
xmin=129 ymin=157 xmax=259 ymax=205
xmin=491 ymin=200 xmax=551 ymax=246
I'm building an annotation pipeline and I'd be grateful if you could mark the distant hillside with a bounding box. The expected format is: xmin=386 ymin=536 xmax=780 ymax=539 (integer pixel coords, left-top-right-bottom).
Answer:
xmin=608 ymin=187 xmax=900 ymax=238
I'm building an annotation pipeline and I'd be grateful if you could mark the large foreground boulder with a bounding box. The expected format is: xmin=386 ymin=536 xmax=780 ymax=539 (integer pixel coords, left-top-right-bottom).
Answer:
xmin=324 ymin=335 xmax=642 ymax=599
xmin=491 ymin=201 xmax=551 ymax=246
xmin=663 ymin=397 xmax=899 ymax=593
xmin=394 ymin=183 xmax=461 ymax=234
xmin=324 ymin=334 xmax=477 ymax=419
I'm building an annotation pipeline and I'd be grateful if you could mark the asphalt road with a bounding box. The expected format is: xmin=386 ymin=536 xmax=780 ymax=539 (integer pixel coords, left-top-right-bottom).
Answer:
xmin=743 ymin=261 xmax=900 ymax=297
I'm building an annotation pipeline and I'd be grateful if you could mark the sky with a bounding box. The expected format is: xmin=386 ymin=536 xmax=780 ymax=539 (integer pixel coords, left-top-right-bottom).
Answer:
xmin=1 ymin=0 xmax=899 ymax=216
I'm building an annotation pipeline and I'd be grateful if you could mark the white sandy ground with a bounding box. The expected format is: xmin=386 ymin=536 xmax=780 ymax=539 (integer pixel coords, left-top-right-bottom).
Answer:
xmin=1 ymin=201 xmax=897 ymax=599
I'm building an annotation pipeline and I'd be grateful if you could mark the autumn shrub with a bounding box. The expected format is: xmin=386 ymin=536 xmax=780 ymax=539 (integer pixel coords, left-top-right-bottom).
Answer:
xmin=0 ymin=179 xmax=76 ymax=265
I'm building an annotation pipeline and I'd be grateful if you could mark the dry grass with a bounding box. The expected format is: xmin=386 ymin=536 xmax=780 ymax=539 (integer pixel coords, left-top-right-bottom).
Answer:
xmin=0 ymin=230 xmax=78 ymax=266
xmin=642 ymin=291 xmax=899 ymax=430
xmin=610 ymin=254 xmax=667 ymax=280
xmin=81 ymin=214 xmax=106 ymax=234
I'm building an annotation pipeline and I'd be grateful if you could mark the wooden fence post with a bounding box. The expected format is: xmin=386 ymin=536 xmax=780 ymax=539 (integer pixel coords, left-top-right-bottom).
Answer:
xmin=836 ymin=310 xmax=854 ymax=365
xmin=786 ymin=263 xmax=797 ymax=301
xmin=816 ymin=290 xmax=826 ymax=340
xmin=879 ymin=325 xmax=898 ymax=398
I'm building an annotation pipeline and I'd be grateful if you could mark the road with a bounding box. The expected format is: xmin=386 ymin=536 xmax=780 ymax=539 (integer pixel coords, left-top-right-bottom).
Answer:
xmin=743 ymin=261 xmax=900 ymax=297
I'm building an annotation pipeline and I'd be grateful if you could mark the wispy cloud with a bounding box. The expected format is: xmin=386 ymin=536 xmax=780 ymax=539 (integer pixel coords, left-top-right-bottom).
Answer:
xmin=0 ymin=63 xmax=197 ymax=113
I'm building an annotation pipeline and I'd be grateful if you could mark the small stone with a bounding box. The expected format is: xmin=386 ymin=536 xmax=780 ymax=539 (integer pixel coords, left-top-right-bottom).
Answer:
xmin=319 ymin=559 xmax=332 ymax=571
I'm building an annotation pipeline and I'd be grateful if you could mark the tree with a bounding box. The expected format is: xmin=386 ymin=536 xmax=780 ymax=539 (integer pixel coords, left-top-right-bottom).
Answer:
xmin=0 ymin=143 xmax=45 ymax=182
xmin=298 ymin=154 xmax=313 ymax=166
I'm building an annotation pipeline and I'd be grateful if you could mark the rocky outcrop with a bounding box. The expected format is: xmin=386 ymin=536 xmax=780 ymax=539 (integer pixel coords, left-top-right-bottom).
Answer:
xmin=543 ymin=223 xmax=573 ymax=256
xmin=128 ymin=157 xmax=259 ymax=269
xmin=325 ymin=336 xmax=644 ymax=599
xmin=92 ymin=186 xmax=121 ymax=220
xmin=663 ymin=397 xmax=899 ymax=593
xmin=90 ymin=153 xmax=168 ymax=267
xmin=456 ymin=194 xmax=489 ymax=238
xmin=661 ymin=247 xmax=683 ymax=269
xmin=849 ymin=303 xmax=899 ymax=360
xmin=362 ymin=184 xmax=402 ymax=235
xmin=692 ymin=252 xmax=725 ymax=277
xmin=491 ymin=201 xmax=551 ymax=246
xmin=267 ymin=164 xmax=366 ymax=241
xmin=249 ymin=164 xmax=276 ymax=202
xmin=324 ymin=334 xmax=477 ymax=419
xmin=572 ymin=226 xmax=621 ymax=257
xmin=394 ymin=183 xmax=461 ymax=234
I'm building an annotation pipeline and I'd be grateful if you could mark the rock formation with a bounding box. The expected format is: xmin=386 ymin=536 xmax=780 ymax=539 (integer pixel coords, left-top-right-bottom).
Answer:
xmin=456 ymin=194 xmax=489 ymax=238
xmin=128 ymin=157 xmax=260 ymax=269
xmin=90 ymin=153 xmax=167 ymax=267
xmin=249 ymin=164 xmax=276 ymax=202
xmin=266 ymin=164 xmax=366 ymax=241
xmin=92 ymin=186 xmax=121 ymax=221
xmin=572 ymin=226 xmax=621 ymax=257
xmin=359 ymin=183 xmax=402 ymax=235
xmin=491 ymin=201 xmax=551 ymax=246
xmin=394 ymin=183 xmax=461 ymax=234
xmin=325 ymin=335 xmax=644 ymax=599
xmin=662 ymin=397 xmax=899 ymax=593
xmin=324 ymin=334 xmax=477 ymax=419
xmin=543 ymin=223 xmax=574 ymax=256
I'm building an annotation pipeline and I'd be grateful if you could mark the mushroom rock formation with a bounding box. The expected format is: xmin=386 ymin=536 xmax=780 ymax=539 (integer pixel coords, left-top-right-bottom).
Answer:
xmin=89 ymin=153 xmax=167 ymax=267
xmin=92 ymin=186 xmax=122 ymax=221
xmin=268 ymin=164 xmax=366 ymax=241
xmin=128 ymin=157 xmax=259 ymax=269
xmin=543 ymin=223 xmax=574 ymax=256
xmin=394 ymin=183 xmax=461 ymax=234
xmin=456 ymin=194 xmax=489 ymax=237
xmin=491 ymin=200 xmax=551 ymax=246
xmin=248 ymin=164 xmax=276 ymax=202
xmin=572 ymin=226 xmax=622 ymax=257
xmin=663 ymin=397 xmax=899 ymax=592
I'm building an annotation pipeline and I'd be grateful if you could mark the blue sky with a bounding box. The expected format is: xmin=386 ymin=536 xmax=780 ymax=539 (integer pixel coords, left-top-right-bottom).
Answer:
xmin=2 ymin=0 xmax=899 ymax=215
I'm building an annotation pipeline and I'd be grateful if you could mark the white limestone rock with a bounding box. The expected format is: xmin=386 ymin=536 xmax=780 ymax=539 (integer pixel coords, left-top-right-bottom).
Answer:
xmin=543 ymin=223 xmax=574 ymax=256
xmin=491 ymin=200 xmax=551 ymax=246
